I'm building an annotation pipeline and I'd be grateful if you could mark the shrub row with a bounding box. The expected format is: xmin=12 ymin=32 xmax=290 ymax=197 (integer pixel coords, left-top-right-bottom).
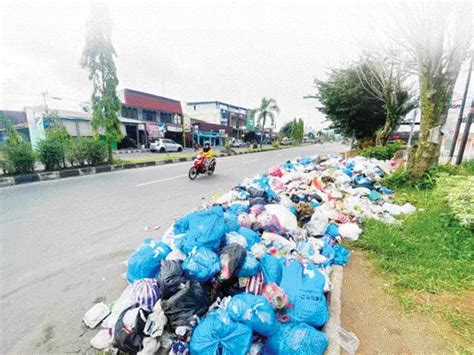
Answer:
xmin=359 ymin=144 xmax=403 ymax=160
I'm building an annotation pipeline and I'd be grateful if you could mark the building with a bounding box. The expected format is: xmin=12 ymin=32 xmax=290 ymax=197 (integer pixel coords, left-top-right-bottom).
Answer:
xmin=185 ymin=101 xmax=249 ymax=144
xmin=0 ymin=110 xmax=30 ymax=144
xmin=119 ymin=89 xmax=188 ymax=147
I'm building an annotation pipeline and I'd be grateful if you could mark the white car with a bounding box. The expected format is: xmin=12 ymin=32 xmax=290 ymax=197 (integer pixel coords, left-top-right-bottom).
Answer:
xmin=150 ymin=138 xmax=183 ymax=153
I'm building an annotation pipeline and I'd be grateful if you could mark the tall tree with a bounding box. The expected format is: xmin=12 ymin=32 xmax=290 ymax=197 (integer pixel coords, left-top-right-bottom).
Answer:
xmin=307 ymin=63 xmax=386 ymax=142
xmin=255 ymin=97 xmax=280 ymax=148
xmin=389 ymin=2 xmax=471 ymax=175
xmin=81 ymin=4 xmax=122 ymax=163
xmin=357 ymin=55 xmax=417 ymax=146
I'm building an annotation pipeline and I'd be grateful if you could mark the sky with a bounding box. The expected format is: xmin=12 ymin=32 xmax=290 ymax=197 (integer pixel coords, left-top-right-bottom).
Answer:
xmin=0 ymin=0 xmax=432 ymax=130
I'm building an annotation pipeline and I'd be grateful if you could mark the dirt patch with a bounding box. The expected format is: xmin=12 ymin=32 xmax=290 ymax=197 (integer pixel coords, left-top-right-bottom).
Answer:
xmin=341 ymin=250 xmax=472 ymax=353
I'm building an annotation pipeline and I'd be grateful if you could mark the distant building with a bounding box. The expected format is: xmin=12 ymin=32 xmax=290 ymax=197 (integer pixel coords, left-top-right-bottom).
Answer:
xmin=0 ymin=110 xmax=30 ymax=144
xmin=185 ymin=101 xmax=249 ymax=144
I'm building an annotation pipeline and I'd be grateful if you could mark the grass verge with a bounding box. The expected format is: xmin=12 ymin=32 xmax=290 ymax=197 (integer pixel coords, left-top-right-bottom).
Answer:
xmin=353 ymin=183 xmax=474 ymax=344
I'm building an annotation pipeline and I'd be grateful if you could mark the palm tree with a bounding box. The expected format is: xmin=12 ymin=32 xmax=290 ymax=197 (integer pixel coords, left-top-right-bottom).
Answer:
xmin=255 ymin=97 xmax=279 ymax=148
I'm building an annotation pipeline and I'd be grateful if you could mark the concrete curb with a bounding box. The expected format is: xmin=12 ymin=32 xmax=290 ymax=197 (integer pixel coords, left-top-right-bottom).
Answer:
xmin=0 ymin=146 xmax=291 ymax=188
xmin=324 ymin=265 xmax=343 ymax=355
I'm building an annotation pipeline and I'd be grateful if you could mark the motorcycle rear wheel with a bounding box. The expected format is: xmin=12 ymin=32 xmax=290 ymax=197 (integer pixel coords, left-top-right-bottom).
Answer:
xmin=188 ymin=167 xmax=198 ymax=180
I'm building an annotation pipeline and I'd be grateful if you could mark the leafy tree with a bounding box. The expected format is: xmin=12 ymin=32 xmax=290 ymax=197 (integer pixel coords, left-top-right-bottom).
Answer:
xmin=43 ymin=114 xmax=71 ymax=167
xmin=0 ymin=113 xmax=36 ymax=174
xmin=390 ymin=2 xmax=472 ymax=176
xmin=280 ymin=120 xmax=294 ymax=139
xmin=357 ymin=55 xmax=417 ymax=146
xmin=307 ymin=63 xmax=386 ymax=141
xmin=81 ymin=4 xmax=122 ymax=163
xmin=255 ymin=97 xmax=280 ymax=148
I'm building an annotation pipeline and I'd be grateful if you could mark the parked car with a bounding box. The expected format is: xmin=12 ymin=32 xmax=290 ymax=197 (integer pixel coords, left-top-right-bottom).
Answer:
xmin=150 ymin=138 xmax=183 ymax=153
xmin=231 ymin=139 xmax=245 ymax=148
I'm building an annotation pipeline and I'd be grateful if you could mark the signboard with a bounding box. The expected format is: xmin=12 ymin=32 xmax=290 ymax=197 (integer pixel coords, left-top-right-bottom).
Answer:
xmin=138 ymin=123 xmax=145 ymax=130
xmin=219 ymin=129 xmax=226 ymax=136
xmin=246 ymin=117 xmax=255 ymax=131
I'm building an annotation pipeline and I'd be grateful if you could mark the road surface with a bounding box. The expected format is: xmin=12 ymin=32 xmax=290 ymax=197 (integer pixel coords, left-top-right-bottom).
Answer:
xmin=0 ymin=143 xmax=346 ymax=354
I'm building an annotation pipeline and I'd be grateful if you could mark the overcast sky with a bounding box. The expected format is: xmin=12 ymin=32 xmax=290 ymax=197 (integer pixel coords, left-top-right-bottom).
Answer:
xmin=0 ymin=0 xmax=416 ymax=129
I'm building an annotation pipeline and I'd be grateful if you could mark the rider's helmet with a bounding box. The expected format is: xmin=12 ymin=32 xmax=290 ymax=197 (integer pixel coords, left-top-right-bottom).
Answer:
xmin=203 ymin=141 xmax=211 ymax=152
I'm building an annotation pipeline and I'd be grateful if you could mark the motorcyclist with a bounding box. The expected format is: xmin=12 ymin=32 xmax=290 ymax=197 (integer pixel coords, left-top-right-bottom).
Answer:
xmin=199 ymin=141 xmax=214 ymax=171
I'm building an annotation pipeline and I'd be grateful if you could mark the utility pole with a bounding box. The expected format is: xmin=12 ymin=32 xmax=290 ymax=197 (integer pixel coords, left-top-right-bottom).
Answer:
xmin=41 ymin=91 xmax=49 ymax=114
xmin=455 ymin=99 xmax=474 ymax=165
xmin=448 ymin=56 xmax=472 ymax=162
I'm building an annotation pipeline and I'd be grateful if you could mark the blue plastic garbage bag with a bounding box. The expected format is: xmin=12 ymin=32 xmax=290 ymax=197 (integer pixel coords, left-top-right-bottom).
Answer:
xmin=283 ymin=161 xmax=296 ymax=171
xmin=325 ymin=223 xmax=340 ymax=238
xmin=182 ymin=247 xmax=221 ymax=282
xmin=346 ymin=161 xmax=355 ymax=170
xmin=289 ymin=206 xmax=298 ymax=216
xmin=299 ymin=157 xmax=313 ymax=166
xmin=332 ymin=245 xmax=350 ymax=266
xmin=319 ymin=240 xmax=335 ymax=267
xmin=190 ymin=308 xmax=252 ymax=355
xmin=353 ymin=174 xmax=373 ymax=188
xmin=224 ymin=212 xmax=240 ymax=233
xmin=260 ymin=254 xmax=283 ymax=285
xmin=238 ymin=227 xmax=261 ymax=250
xmin=380 ymin=185 xmax=393 ymax=195
xmin=238 ymin=254 xmax=260 ymax=277
xmin=263 ymin=322 xmax=328 ymax=355
xmin=227 ymin=203 xmax=249 ymax=215
xmin=279 ymin=260 xmax=328 ymax=327
xmin=310 ymin=200 xmax=320 ymax=208
xmin=368 ymin=190 xmax=381 ymax=201
xmin=127 ymin=238 xmax=171 ymax=283
xmin=227 ymin=293 xmax=276 ymax=336
xmin=174 ymin=206 xmax=227 ymax=254
xmin=341 ymin=167 xmax=353 ymax=177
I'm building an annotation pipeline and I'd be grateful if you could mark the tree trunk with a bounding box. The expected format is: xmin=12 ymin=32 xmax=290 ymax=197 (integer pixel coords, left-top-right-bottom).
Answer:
xmin=375 ymin=120 xmax=391 ymax=146
xmin=407 ymin=72 xmax=447 ymax=176
xmin=107 ymin=142 xmax=113 ymax=164
xmin=260 ymin=114 xmax=266 ymax=148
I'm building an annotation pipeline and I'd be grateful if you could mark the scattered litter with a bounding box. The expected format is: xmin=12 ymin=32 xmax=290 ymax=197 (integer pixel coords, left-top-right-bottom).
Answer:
xmin=86 ymin=154 xmax=414 ymax=353
xmin=83 ymin=302 xmax=111 ymax=328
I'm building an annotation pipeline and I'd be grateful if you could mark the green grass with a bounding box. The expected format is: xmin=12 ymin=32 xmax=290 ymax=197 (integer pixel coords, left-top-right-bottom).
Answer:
xmin=354 ymin=184 xmax=474 ymax=341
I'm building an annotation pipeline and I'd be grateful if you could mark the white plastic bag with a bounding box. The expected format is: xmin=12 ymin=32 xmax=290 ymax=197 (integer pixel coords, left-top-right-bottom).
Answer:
xmin=339 ymin=223 xmax=362 ymax=241
xmin=265 ymin=204 xmax=298 ymax=232
xmin=305 ymin=208 xmax=329 ymax=236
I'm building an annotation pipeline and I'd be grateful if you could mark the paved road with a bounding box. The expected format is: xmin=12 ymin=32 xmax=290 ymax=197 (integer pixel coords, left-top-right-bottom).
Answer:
xmin=0 ymin=143 xmax=346 ymax=354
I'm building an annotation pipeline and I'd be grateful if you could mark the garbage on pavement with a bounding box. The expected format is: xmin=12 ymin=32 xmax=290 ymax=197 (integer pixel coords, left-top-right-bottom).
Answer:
xmin=84 ymin=154 xmax=414 ymax=354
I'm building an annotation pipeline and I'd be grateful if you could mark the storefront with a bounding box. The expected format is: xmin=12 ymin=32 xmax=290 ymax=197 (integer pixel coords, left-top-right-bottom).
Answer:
xmin=191 ymin=119 xmax=232 ymax=147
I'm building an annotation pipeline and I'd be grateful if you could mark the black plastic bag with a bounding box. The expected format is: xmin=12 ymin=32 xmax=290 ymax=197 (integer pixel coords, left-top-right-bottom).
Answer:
xmin=161 ymin=280 xmax=209 ymax=329
xmin=219 ymin=243 xmax=246 ymax=281
xmin=247 ymin=187 xmax=265 ymax=198
xmin=249 ymin=197 xmax=267 ymax=207
xmin=158 ymin=260 xmax=188 ymax=300
xmin=114 ymin=304 xmax=149 ymax=354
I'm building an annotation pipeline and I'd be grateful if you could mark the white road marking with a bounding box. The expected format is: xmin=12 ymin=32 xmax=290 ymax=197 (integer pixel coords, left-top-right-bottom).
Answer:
xmin=136 ymin=174 xmax=187 ymax=187
xmin=242 ymin=158 xmax=260 ymax=164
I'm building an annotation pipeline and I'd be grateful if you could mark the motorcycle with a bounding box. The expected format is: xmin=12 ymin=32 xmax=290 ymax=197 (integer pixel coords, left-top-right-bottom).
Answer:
xmin=188 ymin=154 xmax=216 ymax=180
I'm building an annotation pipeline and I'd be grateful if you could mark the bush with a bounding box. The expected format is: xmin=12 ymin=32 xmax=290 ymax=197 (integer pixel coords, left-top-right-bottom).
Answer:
xmin=66 ymin=138 xmax=89 ymax=166
xmin=38 ymin=138 xmax=65 ymax=171
xmin=360 ymin=144 xmax=403 ymax=160
xmin=272 ymin=141 xmax=280 ymax=149
xmin=84 ymin=138 xmax=107 ymax=165
xmin=2 ymin=141 xmax=36 ymax=174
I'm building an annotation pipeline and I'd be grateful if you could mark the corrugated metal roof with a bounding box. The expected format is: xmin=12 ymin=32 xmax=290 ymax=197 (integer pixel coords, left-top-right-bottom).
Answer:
xmin=123 ymin=89 xmax=182 ymax=114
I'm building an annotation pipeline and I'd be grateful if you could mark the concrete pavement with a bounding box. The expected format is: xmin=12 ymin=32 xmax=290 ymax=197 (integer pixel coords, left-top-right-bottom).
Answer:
xmin=0 ymin=143 xmax=346 ymax=354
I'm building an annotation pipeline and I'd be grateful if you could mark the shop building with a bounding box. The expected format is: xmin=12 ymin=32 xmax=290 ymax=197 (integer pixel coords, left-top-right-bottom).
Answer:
xmin=185 ymin=101 xmax=248 ymax=141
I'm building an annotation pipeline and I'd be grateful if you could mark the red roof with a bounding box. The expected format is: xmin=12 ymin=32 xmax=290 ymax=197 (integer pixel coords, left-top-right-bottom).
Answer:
xmin=123 ymin=89 xmax=182 ymax=114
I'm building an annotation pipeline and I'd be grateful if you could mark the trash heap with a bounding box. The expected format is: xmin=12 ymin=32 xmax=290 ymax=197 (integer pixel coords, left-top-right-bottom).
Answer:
xmin=84 ymin=155 xmax=415 ymax=355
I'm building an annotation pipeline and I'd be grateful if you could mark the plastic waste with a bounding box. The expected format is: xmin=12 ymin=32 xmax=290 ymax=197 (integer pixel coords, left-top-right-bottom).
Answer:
xmin=161 ymin=280 xmax=209 ymax=329
xmin=189 ymin=308 xmax=252 ymax=355
xmin=332 ymin=245 xmax=350 ymax=266
xmin=174 ymin=206 xmax=227 ymax=254
xmin=263 ymin=282 xmax=289 ymax=310
xmin=227 ymin=293 xmax=277 ymax=336
xmin=158 ymin=260 xmax=187 ymax=300
xmin=338 ymin=223 xmax=362 ymax=241
xmin=219 ymin=243 xmax=247 ymax=280
xmin=225 ymin=231 xmax=248 ymax=248
xmin=305 ymin=208 xmax=328 ymax=236
xmin=90 ymin=329 xmax=113 ymax=350
xmin=83 ymin=302 xmax=111 ymax=329
xmin=264 ymin=204 xmax=298 ymax=232
xmin=127 ymin=239 xmax=171 ymax=283
xmin=238 ymin=254 xmax=260 ymax=277
xmin=114 ymin=305 xmax=149 ymax=354
xmin=132 ymin=278 xmax=161 ymax=311
xmin=263 ymin=322 xmax=328 ymax=355
xmin=259 ymin=254 xmax=283 ymax=285
xmin=238 ymin=227 xmax=261 ymax=249
xmin=182 ymin=247 xmax=221 ymax=282
xmin=279 ymin=260 xmax=328 ymax=327
xmin=335 ymin=326 xmax=360 ymax=354
xmin=143 ymin=300 xmax=167 ymax=337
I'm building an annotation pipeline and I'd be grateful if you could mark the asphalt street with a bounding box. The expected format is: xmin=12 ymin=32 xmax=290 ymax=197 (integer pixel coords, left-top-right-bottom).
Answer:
xmin=0 ymin=143 xmax=346 ymax=354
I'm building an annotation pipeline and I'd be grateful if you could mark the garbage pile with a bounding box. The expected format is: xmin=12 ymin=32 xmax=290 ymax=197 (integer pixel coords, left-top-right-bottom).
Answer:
xmin=84 ymin=155 xmax=415 ymax=355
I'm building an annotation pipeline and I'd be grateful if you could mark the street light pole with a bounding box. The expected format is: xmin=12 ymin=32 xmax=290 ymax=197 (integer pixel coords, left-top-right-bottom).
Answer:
xmin=455 ymin=99 xmax=474 ymax=165
xmin=448 ymin=55 xmax=472 ymax=162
